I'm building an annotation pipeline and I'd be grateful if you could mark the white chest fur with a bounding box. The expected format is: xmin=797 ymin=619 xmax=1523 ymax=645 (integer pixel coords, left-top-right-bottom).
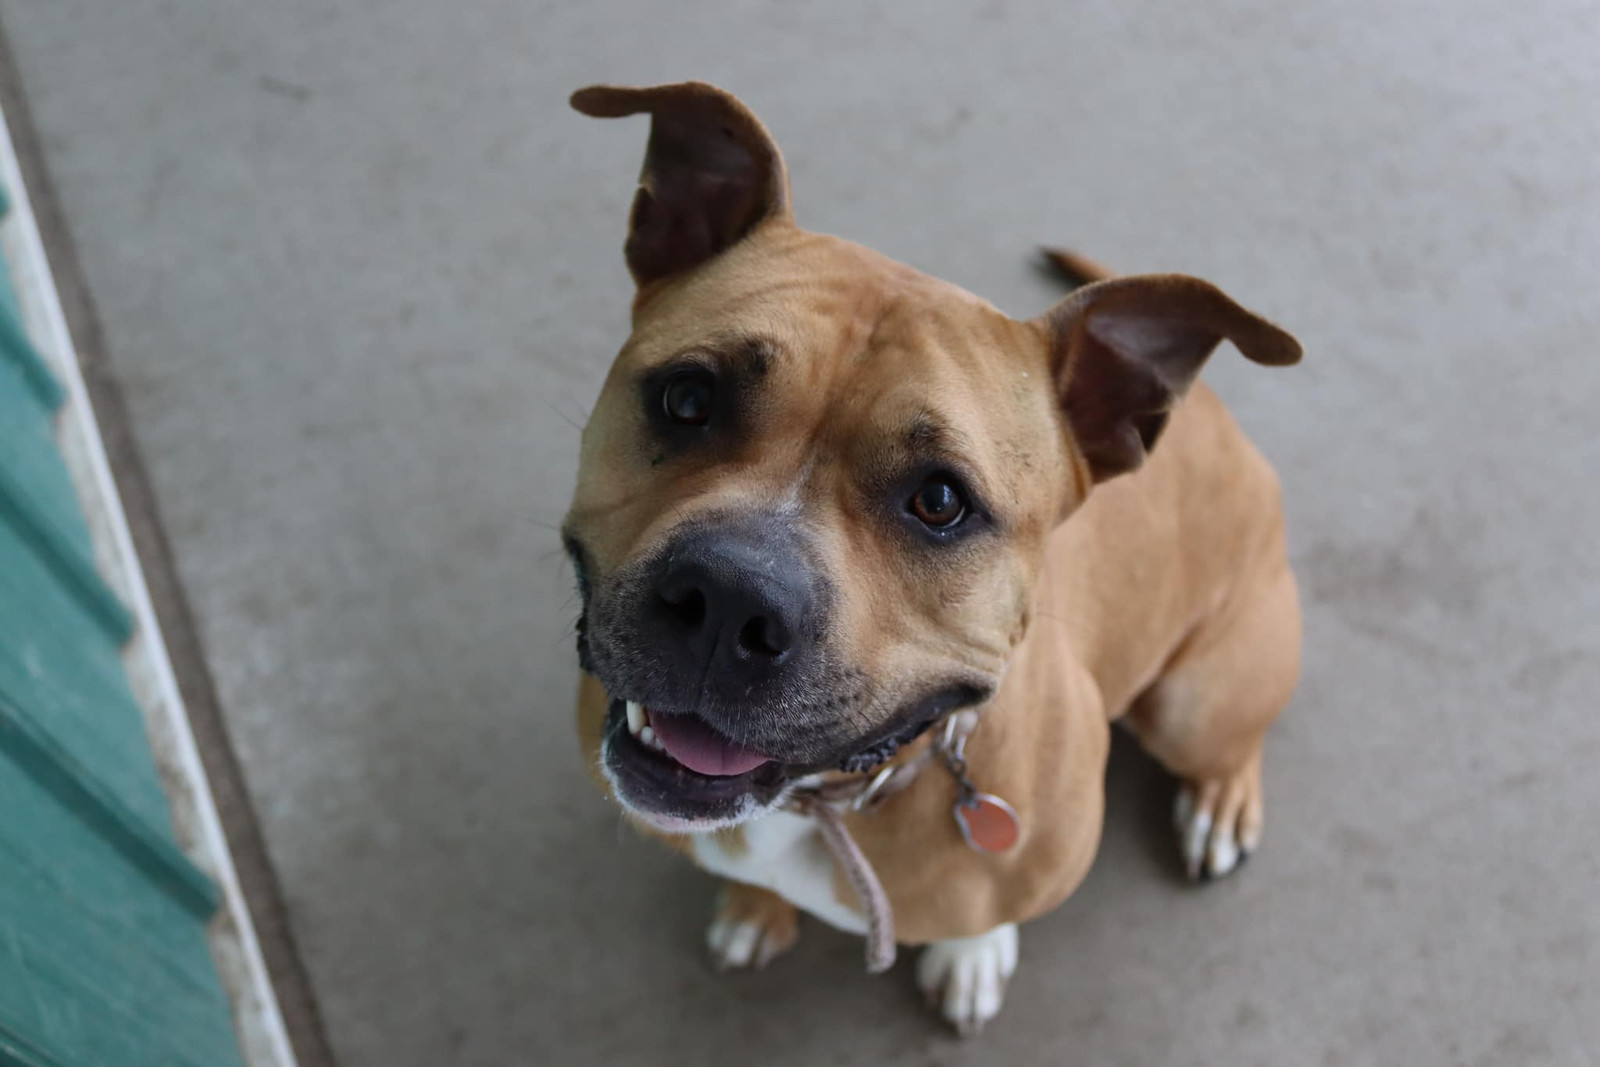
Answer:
xmin=691 ymin=810 xmax=868 ymax=935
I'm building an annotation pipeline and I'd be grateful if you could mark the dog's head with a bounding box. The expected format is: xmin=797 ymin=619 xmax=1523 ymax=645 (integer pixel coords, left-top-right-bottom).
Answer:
xmin=561 ymin=82 xmax=1299 ymax=831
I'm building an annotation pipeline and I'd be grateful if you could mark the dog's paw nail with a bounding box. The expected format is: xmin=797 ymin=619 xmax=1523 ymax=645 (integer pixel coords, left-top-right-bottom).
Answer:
xmin=727 ymin=923 xmax=763 ymax=968
xmin=1179 ymin=804 xmax=1213 ymax=880
xmin=1174 ymin=769 xmax=1262 ymax=883
xmin=1207 ymin=829 xmax=1240 ymax=878
xmin=916 ymin=924 xmax=1018 ymax=1036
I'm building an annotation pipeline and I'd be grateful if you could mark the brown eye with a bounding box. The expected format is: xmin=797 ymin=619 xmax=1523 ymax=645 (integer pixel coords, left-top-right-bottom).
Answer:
xmin=909 ymin=476 xmax=967 ymax=528
xmin=662 ymin=372 xmax=715 ymax=426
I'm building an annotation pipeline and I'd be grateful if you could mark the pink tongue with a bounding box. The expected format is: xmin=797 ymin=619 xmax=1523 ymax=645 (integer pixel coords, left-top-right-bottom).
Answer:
xmin=648 ymin=710 xmax=772 ymax=777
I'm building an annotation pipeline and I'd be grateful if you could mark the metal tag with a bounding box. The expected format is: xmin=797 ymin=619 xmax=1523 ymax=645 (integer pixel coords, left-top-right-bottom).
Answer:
xmin=953 ymin=792 xmax=1021 ymax=853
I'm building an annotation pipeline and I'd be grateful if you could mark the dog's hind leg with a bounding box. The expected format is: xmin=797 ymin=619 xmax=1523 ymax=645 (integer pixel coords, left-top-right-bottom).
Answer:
xmin=1124 ymin=556 xmax=1302 ymax=881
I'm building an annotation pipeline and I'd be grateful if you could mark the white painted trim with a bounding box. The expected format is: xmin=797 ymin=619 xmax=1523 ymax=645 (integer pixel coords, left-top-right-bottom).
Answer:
xmin=0 ymin=105 xmax=298 ymax=1067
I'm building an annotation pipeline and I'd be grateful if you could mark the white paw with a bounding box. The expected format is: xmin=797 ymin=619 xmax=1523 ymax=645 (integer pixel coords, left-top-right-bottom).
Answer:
xmin=705 ymin=912 xmax=794 ymax=970
xmin=915 ymin=923 xmax=1019 ymax=1036
xmin=1174 ymin=778 xmax=1261 ymax=881
xmin=707 ymin=917 xmax=760 ymax=969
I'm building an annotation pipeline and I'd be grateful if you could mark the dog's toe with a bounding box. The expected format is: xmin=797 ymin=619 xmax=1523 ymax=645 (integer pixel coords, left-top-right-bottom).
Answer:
xmin=706 ymin=884 xmax=799 ymax=970
xmin=707 ymin=916 xmax=763 ymax=969
xmin=915 ymin=923 xmax=1019 ymax=1036
xmin=1174 ymin=766 xmax=1262 ymax=882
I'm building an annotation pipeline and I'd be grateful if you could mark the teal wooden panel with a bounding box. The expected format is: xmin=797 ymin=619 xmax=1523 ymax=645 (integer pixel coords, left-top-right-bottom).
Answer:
xmin=0 ymin=300 xmax=63 ymax=412
xmin=0 ymin=516 xmax=171 ymax=834
xmin=0 ymin=196 xmax=25 ymax=336
xmin=0 ymin=750 xmax=242 ymax=1067
xmin=0 ymin=1024 xmax=69 ymax=1067
xmin=0 ymin=185 xmax=115 ymax=632
xmin=0 ymin=223 xmax=17 ymax=327
xmin=0 ymin=743 xmax=217 ymax=953
xmin=0 ymin=358 xmax=96 ymax=566
xmin=0 ymin=216 xmax=64 ymax=413
xmin=0 ymin=445 xmax=134 ymax=645
xmin=0 ymin=685 xmax=220 ymax=917
xmin=0 ymin=181 xmax=242 ymax=1066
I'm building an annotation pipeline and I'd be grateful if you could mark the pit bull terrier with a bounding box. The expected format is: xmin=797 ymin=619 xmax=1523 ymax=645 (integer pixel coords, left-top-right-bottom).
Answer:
xmin=561 ymin=81 xmax=1302 ymax=1035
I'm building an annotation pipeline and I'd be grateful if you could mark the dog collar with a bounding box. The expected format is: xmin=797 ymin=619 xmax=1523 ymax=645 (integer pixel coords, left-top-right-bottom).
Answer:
xmin=785 ymin=711 xmax=1021 ymax=973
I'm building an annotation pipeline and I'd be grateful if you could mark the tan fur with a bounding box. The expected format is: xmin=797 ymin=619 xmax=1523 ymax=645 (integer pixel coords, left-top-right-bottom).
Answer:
xmin=567 ymin=82 xmax=1300 ymax=950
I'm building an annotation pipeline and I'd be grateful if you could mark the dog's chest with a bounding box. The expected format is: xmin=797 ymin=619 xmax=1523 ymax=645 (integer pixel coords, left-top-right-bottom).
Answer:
xmin=692 ymin=811 xmax=868 ymax=934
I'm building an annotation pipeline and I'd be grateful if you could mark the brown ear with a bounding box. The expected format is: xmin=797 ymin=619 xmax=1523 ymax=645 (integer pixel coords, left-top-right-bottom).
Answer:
xmin=571 ymin=82 xmax=792 ymax=287
xmin=1037 ymin=274 xmax=1301 ymax=483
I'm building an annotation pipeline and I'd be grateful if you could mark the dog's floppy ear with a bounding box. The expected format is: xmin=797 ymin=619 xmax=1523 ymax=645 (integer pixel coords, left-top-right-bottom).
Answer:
xmin=1037 ymin=275 xmax=1301 ymax=483
xmin=571 ymin=82 xmax=792 ymax=288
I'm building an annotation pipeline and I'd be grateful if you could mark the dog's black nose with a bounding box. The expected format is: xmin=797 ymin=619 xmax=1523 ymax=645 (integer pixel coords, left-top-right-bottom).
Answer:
xmin=650 ymin=525 xmax=811 ymax=680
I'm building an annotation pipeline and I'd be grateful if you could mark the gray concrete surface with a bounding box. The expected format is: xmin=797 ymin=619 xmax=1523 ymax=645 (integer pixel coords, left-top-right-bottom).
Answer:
xmin=4 ymin=1 xmax=1598 ymax=1064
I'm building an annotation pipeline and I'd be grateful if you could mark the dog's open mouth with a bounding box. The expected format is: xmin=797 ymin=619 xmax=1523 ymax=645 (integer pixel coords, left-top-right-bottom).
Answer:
xmin=597 ymin=681 xmax=989 ymax=829
xmin=622 ymin=700 xmax=772 ymax=776
xmin=601 ymin=698 xmax=793 ymax=826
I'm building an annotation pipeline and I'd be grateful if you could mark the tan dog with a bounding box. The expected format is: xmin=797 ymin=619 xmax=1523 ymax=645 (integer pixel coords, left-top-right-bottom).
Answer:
xmin=562 ymin=81 xmax=1302 ymax=1035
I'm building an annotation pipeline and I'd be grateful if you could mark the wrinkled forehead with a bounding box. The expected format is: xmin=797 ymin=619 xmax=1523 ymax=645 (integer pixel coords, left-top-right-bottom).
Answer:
xmin=619 ymin=232 xmax=1062 ymax=507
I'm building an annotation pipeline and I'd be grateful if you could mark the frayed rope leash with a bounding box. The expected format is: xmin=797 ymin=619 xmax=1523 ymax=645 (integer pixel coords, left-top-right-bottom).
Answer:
xmin=786 ymin=710 xmax=1018 ymax=974
xmin=799 ymin=796 xmax=898 ymax=973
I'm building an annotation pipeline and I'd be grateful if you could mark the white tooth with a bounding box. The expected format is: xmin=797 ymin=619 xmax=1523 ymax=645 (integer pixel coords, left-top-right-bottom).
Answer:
xmin=639 ymin=725 xmax=658 ymax=750
xmin=626 ymin=701 xmax=646 ymax=737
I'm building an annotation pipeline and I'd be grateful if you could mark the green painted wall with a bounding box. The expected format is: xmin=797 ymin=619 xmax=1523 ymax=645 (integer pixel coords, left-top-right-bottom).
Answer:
xmin=0 ymin=185 xmax=245 ymax=1066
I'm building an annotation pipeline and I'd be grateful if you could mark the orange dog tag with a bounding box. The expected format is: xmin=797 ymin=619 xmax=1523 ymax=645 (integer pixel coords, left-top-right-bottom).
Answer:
xmin=954 ymin=793 xmax=1021 ymax=853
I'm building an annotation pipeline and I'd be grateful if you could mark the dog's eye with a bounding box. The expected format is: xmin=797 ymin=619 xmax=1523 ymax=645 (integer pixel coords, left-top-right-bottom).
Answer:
xmin=909 ymin=476 xmax=968 ymax=528
xmin=661 ymin=371 xmax=715 ymax=426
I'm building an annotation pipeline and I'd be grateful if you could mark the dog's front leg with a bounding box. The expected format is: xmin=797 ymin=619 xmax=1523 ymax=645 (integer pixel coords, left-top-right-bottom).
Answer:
xmin=915 ymin=923 xmax=1020 ymax=1036
xmin=706 ymin=881 xmax=800 ymax=970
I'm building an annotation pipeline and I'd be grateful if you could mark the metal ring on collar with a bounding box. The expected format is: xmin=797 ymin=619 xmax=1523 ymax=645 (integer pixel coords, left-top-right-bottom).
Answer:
xmin=851 ymin=764 xmax=898 ymax=811
xmin=942 ymin=714 xmax=970 ymax=762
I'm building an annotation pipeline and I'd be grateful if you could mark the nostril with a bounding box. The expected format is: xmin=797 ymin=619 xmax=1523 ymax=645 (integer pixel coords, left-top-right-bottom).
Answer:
xmin=736 ymin=615 xmax=789 ymax=660
xmin=659 ymin=586 xmax=707 ymax=630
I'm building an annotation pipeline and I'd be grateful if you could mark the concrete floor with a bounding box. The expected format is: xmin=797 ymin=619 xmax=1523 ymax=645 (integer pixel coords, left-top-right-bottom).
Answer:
xmin=4 ymin=1 xmax=1598 ymax=1064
